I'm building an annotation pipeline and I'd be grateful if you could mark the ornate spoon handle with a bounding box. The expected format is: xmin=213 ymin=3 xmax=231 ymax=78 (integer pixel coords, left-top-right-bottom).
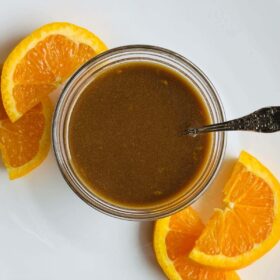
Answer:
xmin=184 ymin=107 xmax=280 ymax=136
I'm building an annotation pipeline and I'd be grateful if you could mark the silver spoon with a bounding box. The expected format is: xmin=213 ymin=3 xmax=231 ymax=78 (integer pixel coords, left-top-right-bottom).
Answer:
xmin=183 ymin=107 xmax=280 ymax=136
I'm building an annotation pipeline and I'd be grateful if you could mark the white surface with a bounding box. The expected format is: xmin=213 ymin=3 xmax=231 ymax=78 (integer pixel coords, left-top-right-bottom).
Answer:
xmin=0 ymin=1 xmax=280 ymax=279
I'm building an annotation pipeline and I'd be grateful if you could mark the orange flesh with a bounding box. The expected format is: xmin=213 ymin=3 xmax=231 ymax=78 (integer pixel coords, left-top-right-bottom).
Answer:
xmin=13 ymin=34 xmax=95 ymax=115
xmin=167 ymin=209 xmax=204 ymax=260
xmin=195 ymin=162 xmax=274 ymax=257
xmin=164 ymin=209 xmax=238 ymax=279
xmin=0 ymin=103 xmax=46 ymax=167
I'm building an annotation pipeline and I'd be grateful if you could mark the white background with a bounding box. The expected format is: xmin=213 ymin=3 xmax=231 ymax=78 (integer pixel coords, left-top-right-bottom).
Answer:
xmin=0 ymin=0 xmax=280 ymax=279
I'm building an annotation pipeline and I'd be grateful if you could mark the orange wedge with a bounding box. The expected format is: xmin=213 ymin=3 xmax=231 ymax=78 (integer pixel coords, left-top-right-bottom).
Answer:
xmin=154 ymin=207 xmax=240 ymax=280
xmin=1 ymin=22 xmax=107 ymax=122
xmin=0 ymin=81 xmax=52 ymax=179
xmin=190 ymin=151 xmax=280 ymax=270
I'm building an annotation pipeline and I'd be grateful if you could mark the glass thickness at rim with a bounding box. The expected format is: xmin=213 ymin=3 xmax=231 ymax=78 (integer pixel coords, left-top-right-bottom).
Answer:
xmin=52 ymin=45 xmax=226 ymax=221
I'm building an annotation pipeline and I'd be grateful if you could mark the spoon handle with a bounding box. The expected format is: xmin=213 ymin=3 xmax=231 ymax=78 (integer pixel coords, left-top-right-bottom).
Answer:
xmin=184 ymin=106 xmax=280 ymax=136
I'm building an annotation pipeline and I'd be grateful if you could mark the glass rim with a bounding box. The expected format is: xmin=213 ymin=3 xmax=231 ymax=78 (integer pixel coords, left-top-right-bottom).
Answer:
xmin=52 ymin=45 xmax=227 ymax=221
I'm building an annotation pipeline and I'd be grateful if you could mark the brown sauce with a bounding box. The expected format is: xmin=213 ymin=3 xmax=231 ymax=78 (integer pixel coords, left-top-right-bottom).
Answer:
xmin=68 ymin=62 xmax=211 ymax=207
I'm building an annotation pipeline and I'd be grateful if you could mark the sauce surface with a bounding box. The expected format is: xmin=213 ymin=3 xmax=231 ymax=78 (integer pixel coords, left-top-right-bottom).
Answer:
xmin=68 ymin=62 xmax=211 ymax=207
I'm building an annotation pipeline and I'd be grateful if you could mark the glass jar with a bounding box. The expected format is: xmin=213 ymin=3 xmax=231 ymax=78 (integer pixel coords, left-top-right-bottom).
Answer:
xmin=52 ymin=45 xmax=226 ymax=221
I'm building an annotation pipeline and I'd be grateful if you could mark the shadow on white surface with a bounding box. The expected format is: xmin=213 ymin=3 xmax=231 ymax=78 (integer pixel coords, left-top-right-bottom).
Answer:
xmin=138 ymin=222 xmax=164 ymax=278
xmin=194 ymin=156 xmax=236 ymax=222
xmin=20 ymin=148 xmax=104 ymax=241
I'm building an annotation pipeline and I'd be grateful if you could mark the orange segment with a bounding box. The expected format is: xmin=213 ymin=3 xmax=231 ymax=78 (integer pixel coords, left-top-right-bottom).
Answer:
xmin=12 ymin=84 xmax=56 ymax=115
xmin=1 ymin=22 xmax=107 ymax=122
xmin=0 ymin=96 xmax=52 ymax=179
xmin=190 ymin=151 xmax=280 ymax=269
xmin=154 ymin=207 xmax=240 ymax=280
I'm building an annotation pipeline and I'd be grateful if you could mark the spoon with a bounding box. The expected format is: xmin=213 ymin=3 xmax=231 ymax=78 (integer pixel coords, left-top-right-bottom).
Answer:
xmin=183 ymin=106 xmax=280 ymax=136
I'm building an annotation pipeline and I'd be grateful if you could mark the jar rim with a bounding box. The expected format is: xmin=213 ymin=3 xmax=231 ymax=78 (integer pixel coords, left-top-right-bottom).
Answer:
xmin=52 ymin=45 xmax=226 ymax=221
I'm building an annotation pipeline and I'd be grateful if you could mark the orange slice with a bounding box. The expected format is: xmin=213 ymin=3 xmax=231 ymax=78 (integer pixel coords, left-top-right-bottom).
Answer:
xmin=1 ymin=22 xmax=107 ymax=122
xmin=190 ymin=151 xmax=280 ymax=270
xmin=0 ymin=87 xmax=52 ymax=179
xmin=154 ymin=207 xmax=240 ymax=280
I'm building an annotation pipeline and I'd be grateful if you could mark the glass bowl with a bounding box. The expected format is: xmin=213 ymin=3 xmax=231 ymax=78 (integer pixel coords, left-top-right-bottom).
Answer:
xmin=52 ymin=45 xmax=226 ymax=221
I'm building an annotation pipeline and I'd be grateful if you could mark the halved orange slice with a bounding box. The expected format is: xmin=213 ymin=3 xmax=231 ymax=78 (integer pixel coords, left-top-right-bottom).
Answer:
xmin=154 ymin=207 xmax=240 ymax=280
xmin=190 ymin=151 xmax=280 ymax=269
xmin=0 ymin=94 xmax=52 ymax=179
xmin=1 ymin=22 xmax=107 ymax=122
